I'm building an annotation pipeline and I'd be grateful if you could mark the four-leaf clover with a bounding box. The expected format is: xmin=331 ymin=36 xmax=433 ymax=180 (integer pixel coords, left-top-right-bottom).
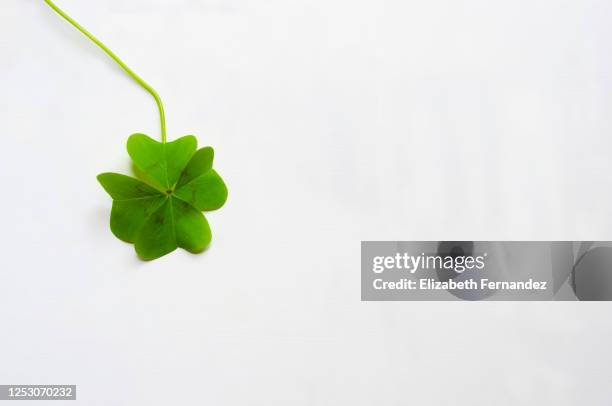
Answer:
xmin=98 ymin=134 xmax=228 ymax=260
xmin=43 ymin=0 xmax=229 ymax=261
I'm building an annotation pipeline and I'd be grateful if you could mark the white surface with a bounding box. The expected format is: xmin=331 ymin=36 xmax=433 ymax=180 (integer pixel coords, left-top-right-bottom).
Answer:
xmin=2 ymin=0 xmax=612 ymax=404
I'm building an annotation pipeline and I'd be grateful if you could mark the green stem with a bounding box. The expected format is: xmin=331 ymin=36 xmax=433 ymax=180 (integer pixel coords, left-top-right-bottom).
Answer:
xmin=43 ymin=0 xmax=167 ymax=143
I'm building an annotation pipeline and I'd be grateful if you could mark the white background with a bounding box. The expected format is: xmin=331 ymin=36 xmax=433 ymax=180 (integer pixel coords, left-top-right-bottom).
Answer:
xmin=2 ymin=0 xmax=612 ymax=404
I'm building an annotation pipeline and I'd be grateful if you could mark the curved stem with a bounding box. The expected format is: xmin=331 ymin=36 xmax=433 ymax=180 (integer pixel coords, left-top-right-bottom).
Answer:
xmin=43 ymin=0 xmax=167 ymax=143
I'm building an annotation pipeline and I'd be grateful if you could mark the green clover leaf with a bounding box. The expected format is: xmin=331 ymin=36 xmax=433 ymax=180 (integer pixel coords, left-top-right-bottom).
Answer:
xmin=43 ymin=0 xmax=230 ymax=260
xmin=97 ymin=134 xmax=228 ymax=260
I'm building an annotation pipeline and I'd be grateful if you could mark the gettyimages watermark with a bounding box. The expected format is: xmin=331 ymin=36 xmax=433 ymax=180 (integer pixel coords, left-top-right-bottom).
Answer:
xmin=361 ymin=241 xmax=612 ymax=301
